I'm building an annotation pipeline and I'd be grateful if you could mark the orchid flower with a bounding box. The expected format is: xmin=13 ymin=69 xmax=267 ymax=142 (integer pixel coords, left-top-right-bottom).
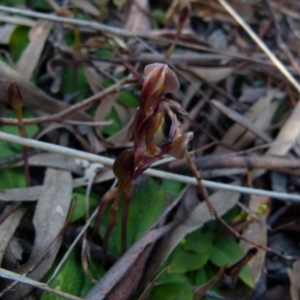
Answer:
xmin=94 ymin=63 xmax=193 ymax=260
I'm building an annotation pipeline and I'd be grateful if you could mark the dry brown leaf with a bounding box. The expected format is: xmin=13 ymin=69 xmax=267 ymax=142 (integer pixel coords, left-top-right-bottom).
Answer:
xmin=0 ymin=186 xmax=42 ymax=202
xmin=0 ymin=14 xmax=36 ymax=27
xmin=287 ymin=260 xmax=300 ymax=300
xmin=211 ymin=99 xmax=272 ymax=143
xmin=213 ymin=89 xmax=278 ymax=155
xmin=0 ymin=24 xmax=17 ymax=44
xmin=124 ymin=0 xmax=151 ymax=32
xmin=2 ymin=168 xmax=72 ymax=300
xmin=268 ymin=100 xmax=300 ymax=156
xmin=188 ymin=66 xmax=233 ymax=83
xmin=0 ymin=170 xmax=115 ymax=202
xmin=0 ymin=205 xmax=26 ymax=264
xmin=70 ymin=0 xmax=100 ymax=17
xmin=17 ymin=20 xmax=53 ymax=81
xmin=27 ymin=153 xmax=85 ymax=175
xmin=239 ymin=195 xmax=269 ymax=299
xmin=95 ymin=94 xmax=135 ymax=147
xmin=84 ymin=65 xmax=103 ymax=94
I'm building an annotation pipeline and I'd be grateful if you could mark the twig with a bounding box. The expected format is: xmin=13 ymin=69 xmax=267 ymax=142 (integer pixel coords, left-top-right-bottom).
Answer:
xmin=217 ymin=0 xmax=300 ymax=93
xmin=0 ymin=131 xmax=300 ymax=202
xmin=0 ymin=4 xmax=286 ymax=68
xmin=0 ymin=5 xmax=135 ymax=37
xmin=0 ymin=78 xmax=131 ymax=125
xmin=169 ymin=154 xmax=300 ymax=173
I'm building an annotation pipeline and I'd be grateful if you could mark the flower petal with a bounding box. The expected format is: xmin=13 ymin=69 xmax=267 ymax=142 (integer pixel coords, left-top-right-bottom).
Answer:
xmin=165 ymin=132 xmax=194 ymax=159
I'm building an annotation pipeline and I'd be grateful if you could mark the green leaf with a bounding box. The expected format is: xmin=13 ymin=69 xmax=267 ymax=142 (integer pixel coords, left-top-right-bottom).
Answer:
xmin=160 ymin=179 xmax=184 ymax=201
xmin=62 ymin=67 xmax=88 ymax=102
xmin=209 ymin=238 xmax=243 ymax=266
xmin=70 ymin=188 xmax=99 ymax=222
xmin=194 ymin=265 xmax=220 ymax=300
xmin=102 ymin=107 xmax=123 ymax=136
xmin=168 ymin=244 xmax=209 ymax=273
xmin=0 ymin=109 xmax=39 ymax=158
xmin=117 ymin=90 xmax=138 ymax=108
xmin=209 ymin=237 xmax=254 ymax=287
xmin=0 ymin=168 xmax=26 ymax=189
xmin=101 ymin=178 xmax=165 ymax=255
xmin=149 ymin=281 xmax=193 ymax=300
xmin=9 ymin=26 xmax=29 ymax=62
xmin=184 ymin=230 xmax=214 ymax=254
xmin=41 ymin=249 xmax=104 ymax=300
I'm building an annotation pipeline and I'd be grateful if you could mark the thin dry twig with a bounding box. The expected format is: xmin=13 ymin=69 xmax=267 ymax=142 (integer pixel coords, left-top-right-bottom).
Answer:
xmin=170 ymin=154 xmax=300 ymax=173
xmin=0 ymin=78 xmax=132 ymax=125
xmin=0 ymin=131 xmax=299 ymax=202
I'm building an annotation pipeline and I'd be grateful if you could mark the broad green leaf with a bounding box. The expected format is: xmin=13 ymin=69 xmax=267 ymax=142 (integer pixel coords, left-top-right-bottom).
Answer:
xmin=0 ymin=168 xmax=26 ymax=189
xmin=194 ymin=265 xmax=220 ymax=300
xmin=9 ymin=26 xmax=29 ymax=62
xmin=184 ymin=230 xmax=214 ymax=254
xmin=209 ymin=238 xmax=244 ymax=266
xmin=117 ymin=90 xmax=138 ymax=108
xmin=70 ymin=188 xmax=99 ymax=222
xmin=158 ymin=272 xmax=190 ymax=284
xmin=101 ymin=178 xmax=165 ymax=255
xmin=62 ymin=67 xmax=89 ymax=102
xmin=0 ymin=109 xmax=39 ymax=158
xmin=160 ymin=179 xmax=184 ymax=200
xmin=149 ymin=281 xmax=193 ymax=300
xmin=41 ymin=249 xmax=104 ymax=300
xmin=168 ymin=244 xmax=209 ymax=273
xmin=209 ymin=237 xmax=254 ymax=287
xmin=102 ymin=107 xmax=122 ymax=136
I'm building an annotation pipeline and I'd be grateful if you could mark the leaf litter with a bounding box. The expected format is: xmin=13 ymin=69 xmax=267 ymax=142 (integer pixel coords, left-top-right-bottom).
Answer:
xmin=0 ymin=0 xmax=300 ymax=299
